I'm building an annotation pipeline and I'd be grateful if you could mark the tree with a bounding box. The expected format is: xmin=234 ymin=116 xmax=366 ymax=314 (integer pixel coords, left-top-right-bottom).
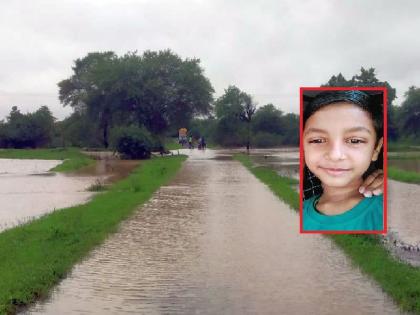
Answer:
xmin=58 ymin=50 xmax=214 ymax=146
xmin=0 ymin=106 xmax=55 ymax=148
xmin=58 ymin=52 xmax=118 ymax=148
xmin=324 ymin=73 xmax=352 ymax=87
xmin=214 ymin=85 xmax=255 ymax=148
xmin=132 ymin=50 xmax=214 ymax=135
xmin=239 ymin=93 xmax=256 ymax=151
xmin=399 ymin=86 xmax=420 ymax=138
xmin=29 ymin=106 xmax=55 ymax=147
xmin=58 ymin=111 xmax=102 ymax=147
xmin=252 ymin=104 xmax=284 ymax=134
xmin=281 ymin=113 xmax=299 ymax=145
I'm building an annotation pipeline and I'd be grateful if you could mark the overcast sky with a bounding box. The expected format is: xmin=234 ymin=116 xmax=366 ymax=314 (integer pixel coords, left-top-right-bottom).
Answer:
xmin=1 ymin=0 xmax=419 ymax=121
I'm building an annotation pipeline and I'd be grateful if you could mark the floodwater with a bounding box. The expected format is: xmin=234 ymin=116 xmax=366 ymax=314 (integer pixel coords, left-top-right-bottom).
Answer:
xmin=25 ymin=149 xmax=401 ymax=315
xmin=0 ymin=159 xmax=93 ymax=231
xmin=0 ymin=157 xmax=139 ymax=232
xmin=74 ymin=156 xmax=140 ymax=183
xmin=247 ymin=148 xmax=299 ymax=179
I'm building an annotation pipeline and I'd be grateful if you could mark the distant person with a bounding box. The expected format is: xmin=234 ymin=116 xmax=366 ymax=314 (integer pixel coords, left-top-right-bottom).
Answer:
xmin=201 ymin=136 xmax=206 ymax=150
xmin=188 ymin=136 xmax=193 ymax=149
xmin=302 ymin=90 xmax=384 ymax=232
xmin=199 ymin=137 xmax=203 ymax=149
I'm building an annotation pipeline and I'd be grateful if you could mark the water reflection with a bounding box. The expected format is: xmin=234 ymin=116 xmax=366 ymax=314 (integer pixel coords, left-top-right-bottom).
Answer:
xmin=25 ymin=150 xmax=401 ymax=315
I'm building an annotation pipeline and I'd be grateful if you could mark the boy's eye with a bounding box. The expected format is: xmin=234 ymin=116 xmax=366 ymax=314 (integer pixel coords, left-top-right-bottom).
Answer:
xmin=346 ymin=138 xmax=365 ymax=144
xmin=308 ymin=138 xmax=326 ymax=144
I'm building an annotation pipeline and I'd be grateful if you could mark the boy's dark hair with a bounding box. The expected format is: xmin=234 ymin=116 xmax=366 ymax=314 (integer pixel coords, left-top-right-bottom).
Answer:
xmin=303 ymin=90 xmax=384 ymax=199
xmin=303 ymin=90 xmax=383 ymax=142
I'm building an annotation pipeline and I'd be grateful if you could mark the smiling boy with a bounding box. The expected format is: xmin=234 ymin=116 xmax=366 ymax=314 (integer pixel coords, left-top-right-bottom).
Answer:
xmin=302 ymin=90 xmax=384 ymax=231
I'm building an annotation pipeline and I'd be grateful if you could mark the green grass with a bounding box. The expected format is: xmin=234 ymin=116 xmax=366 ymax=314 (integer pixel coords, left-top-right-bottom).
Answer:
xmin=388 ymin=142 xmax=420 ymax=152
xmin=388 ymin=166 xmax=420 ymax=184
xmin=0 ymin=148 xmax=94 ymax=172
xmin=234 ymin=153 xmax=420 ymax=314
xmin=388 ymin=153 xmax=420 ymax=160
xmin=0 ymin=155 xmax=186 ymax=314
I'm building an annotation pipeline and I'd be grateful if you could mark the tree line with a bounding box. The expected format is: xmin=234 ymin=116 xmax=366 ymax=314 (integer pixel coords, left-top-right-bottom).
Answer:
xmin=0 ymin=51 xmax=419 ymax=150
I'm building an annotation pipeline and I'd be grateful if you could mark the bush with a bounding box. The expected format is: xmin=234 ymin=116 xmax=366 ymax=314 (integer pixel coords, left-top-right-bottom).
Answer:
xmin=111 ymin=126 xmax=153 ymax=159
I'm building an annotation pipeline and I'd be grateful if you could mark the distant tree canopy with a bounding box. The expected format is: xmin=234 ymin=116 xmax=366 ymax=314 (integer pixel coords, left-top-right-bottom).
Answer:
xmin=58 ymin=50 xmax=214 ymax=147
xmin=323 ymin=67 xmax=396 ymax=105
xmin=0 ymin=106 xmax=55 ymax=148
xmin=7 ymin=59 xmax=420 ymax=150
xmin=195 ymin=85 xmax=298 ymax=148
xmin=398 ymin=86 xmax=420 ymax=138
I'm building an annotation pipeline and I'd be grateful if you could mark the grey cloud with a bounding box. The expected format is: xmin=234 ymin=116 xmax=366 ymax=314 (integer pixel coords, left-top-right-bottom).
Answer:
xmin=1 ymin=0 xmax=420 ymax=120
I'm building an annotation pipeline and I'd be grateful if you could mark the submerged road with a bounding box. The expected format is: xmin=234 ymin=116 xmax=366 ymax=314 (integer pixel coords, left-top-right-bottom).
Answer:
xmin=25 ymin=150 xmax=402 ymax=314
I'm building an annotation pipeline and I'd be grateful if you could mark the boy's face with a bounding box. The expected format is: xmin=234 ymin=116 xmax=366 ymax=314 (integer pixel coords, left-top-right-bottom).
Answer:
xmin=303 ymin=102 xmax=383 ymax=188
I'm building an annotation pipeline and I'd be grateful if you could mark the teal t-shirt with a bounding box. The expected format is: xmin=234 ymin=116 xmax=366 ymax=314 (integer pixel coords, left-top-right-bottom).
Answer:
xmin=303 ymin=194 xmax=383 ymax=231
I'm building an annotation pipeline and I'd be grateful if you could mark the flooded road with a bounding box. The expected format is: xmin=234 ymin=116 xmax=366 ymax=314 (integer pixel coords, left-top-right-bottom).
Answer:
xmin=25 ymin=149 xmax=401 ymax=315
xmin=0 ymin=157 xmax=139 ymax=232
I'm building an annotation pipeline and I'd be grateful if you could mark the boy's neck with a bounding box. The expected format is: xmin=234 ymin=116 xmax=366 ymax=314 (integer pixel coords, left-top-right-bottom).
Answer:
xmin=318 ymin=178 xmax=364 ymax=215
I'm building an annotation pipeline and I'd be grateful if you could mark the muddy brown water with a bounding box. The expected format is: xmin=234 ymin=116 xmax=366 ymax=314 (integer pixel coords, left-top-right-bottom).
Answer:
xmin=74 ymin=157 xmax=140 ymax=184
xmin=0 ymin=158 xmax=139 ymax=232
xmin=24 ymin=149 xmax=402 ymax=315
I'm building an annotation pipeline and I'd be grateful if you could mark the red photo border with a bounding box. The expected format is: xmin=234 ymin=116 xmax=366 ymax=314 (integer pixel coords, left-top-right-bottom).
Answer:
xmin=299 ymin=86 xmax=387 ymax=234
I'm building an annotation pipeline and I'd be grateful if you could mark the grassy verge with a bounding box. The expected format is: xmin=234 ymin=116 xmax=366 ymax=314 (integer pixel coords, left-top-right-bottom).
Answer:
xmin=388 ymin=166 xmax=420 ymax=184
xmin=388 ymin=142 xmax=420 ymax=152
xmin=388 ymin=153 xmax=420 ymax=160
xmin=234 ymin=154 xmax=420 ymax=313
xmin=0 ymin=148 xmax=94 ymax=172
xmin=0 ymin=155 xmax=186 ymax=314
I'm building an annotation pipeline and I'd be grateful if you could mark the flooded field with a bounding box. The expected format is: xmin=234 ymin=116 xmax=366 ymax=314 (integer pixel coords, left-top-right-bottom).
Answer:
xmin=25 ymin=149 xmax=402 ymax=314
xmin=0 ymin=157 xmax=139 ymax=232
xmin=0 ymin=159 xmax=93 ymax=231
xmin=247 ymin=148 xmax=299 ymax=179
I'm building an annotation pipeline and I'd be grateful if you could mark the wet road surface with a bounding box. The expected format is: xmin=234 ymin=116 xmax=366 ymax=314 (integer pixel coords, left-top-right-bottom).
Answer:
xmin=24 ymin=149 xmax=402 ymax=314
xmin=389 ymin=179 xmax=420 ymax=245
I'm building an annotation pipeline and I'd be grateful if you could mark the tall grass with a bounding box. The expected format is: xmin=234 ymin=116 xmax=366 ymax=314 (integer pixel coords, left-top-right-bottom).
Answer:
xmin=234 ymin=154 xmax=420 ymax=314
xmin=0 ymin=155 xmax=186 ymax=314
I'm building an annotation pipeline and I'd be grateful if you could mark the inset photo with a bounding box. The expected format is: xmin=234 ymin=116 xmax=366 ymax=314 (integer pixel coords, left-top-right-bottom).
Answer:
xmin=300 ymin=87 xmax=387 ymax=234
